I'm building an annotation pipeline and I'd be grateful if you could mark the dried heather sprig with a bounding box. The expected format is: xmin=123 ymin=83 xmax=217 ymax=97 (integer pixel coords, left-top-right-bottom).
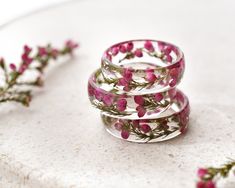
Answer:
xmin=0 ymin=40 xmax=78 ymax=106
xmin=196 ymin=160 xmax=235 ymax=188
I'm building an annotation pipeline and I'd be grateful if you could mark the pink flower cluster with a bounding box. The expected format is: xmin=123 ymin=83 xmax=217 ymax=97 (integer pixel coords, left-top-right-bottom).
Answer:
xmin=88 ymin=83 xmax=128 ymax=112
xmin=114 ymin=119 xmax=152 ymax=139
xmin=196 ymin=168 xmax=216 ymax=188
xmin=133 ymin=93 xmax=164 ymax=118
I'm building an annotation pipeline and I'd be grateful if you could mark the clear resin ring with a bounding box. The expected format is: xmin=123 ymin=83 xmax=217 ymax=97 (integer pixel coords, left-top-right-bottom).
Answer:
xmin=101 ymin=39 xmax=185 ymax=94
xmin=88 ymin=39 xmax=190 ymax=143
xmin=101 ymin=90 xmax=190 ymax=143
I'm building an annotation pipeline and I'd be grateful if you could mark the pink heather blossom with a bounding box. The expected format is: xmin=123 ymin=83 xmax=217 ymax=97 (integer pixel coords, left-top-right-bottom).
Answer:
xmin=197 ymin=181 xmax=206 ymax=188
xmin=118 ymin=78 xmax=129 ymax=87
xmin=114 ymin=122 xmax=123 ymax=131
xmin=136 ymin=106 xmax=146 ymax=117
xmin=121 ymin=130 xmax=130 ymax=139
xmin=169 ymin=68 xmax=180 ymax=79
xmin=154 ymin=93 xmax=163 ymax=102
xmin=19 ymin=64 xmax=27 ymax=74
xmin=38 ymin=47 xmax=47 ymax=57
xmin=134 ymin=49 xmax=143 ymax=57
xmin=111 ymin=46 xmax=119 ymax=56
xmin=197 ymin=168 xmax=208 ymax=178
xmin=158 ymin=41 xmax=165 ymax=51
xmin=94 ymin=88 xmax=103 ymax=101
xmin=140 ymin=124 xmax=151 ymax=133
xmin=206 ymin=181 xmax=216 ymax=188
xmin=166 ymin=55 xmax=172 ymax=62
xmin=144 ymin=40 xmax=154 ymax=52
xmin=119 ymin=44 xmax=127 ymax=53
xmin=116 ymin=98 xmax=127 ymax=112
xmin=169 ymin=78 xmax=177 ymax=87
xmin=105 ymin=53 xmax=112 ymax=61
xmin=23 ymin=45 xmax=32 ymax=54
xmin=134 ymin=95 xmax=145 ymax=105
xmin=102 ymin=94 xmax=113 ymax=106
xmin=132 ymin=120 xmax=140 ymax=127
xmin=163 ymin=46 xmax=172 ymax=55
xmin=126 ymin=42 xmax=134 ymax=52
xmin=21 ymin=53 xmax=33 ymax=65
xmin=123 ymin=86 xmax=131 ymax=91
xmin=88 ymin=84 xmax=94 ymax=96
xmin=9 ymin=63 xmax=16 ymax=71
xmin=146 ymin=72 xmax=157 ymax=82
xmin=51 ymin=48 xmax=59 ymax=58
xmin=65 ymin=40 xmax=79 ymax=49
xmin=123 ymin=68 xmax=133 ymax=82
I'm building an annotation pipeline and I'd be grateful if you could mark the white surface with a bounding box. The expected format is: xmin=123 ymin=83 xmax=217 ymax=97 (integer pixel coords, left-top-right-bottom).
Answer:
xmin=0 ymin=0 xmax=235 ymax=187
xmin=0 ymin=0 xmax=69 ymax=26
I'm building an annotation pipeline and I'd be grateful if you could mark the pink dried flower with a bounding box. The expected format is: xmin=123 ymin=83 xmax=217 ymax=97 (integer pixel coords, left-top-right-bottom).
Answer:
xmin=119 ymin=44 xmax=127 ymax=53
xmin=88 ymin=84 xmax=94 ymax=96
xmin=134 ymin=95 xmax=145 ymax=105
xmin=169 ymin=78 xmax=177 ymax=87
xmin=94 ymin=88 xmax=103 ymax=101
xmin=102 ymin=94 xmax=113 ymax=106
xmin=140 ymin=124 xmax=151 ymax=133
xmin=197 ymin=181 xmax=206 ymax=188
xmin=24 ymin=45 xmax=32 ymax=54
xmin=126 ymin=42 xmax=134 ymax=52
xmin=134 ymin=49 xmax=143 ymax=57
xmin=9 ymin=63 xmax=16 ymax=71
xmin=21 ymin=53 xmax=33 ymax=65
xmin=111 ymin=46 xmax=119 ymax=56
xmin=166 ymin=55 xmax=172 ymax=62
xmin=116 ymin=98 xmax=127 ymax=112
xmin=118 ymin=78 xmax=129 ymax=87
xmin=38 ymin=47 xmax=48 ymax=57
xmin=154 ymin=93 xmax=163 ymax=102
xmin=144 ymin=40 xmax=154 ymax=52
xmin=146 ymin=72 xmax=157 ymax=82
xmin=206 ymin=181 xmax=216 ymax=188
xmin=163 ymin=46 xmax=172 ymax=55
xmin=158 ymin=41 xmax=165 ymax=51
xmin=19 ymin=64 xmax=27 ymax=74
xmin=132 ymin=120 xmax=140 ymax=127
xmin=136 ymin=105 xmax=146 ymax=117
xmin=51 ymin=48 xmax=59 ymax=58
xmin=198 ymin=168 xmax=208 ymax=178
xmin=65 ymin=40 xmax=79 ymax=49
xmin=114 ymin=122 xmax=123 ymax=131
xmin=121 ymin=130 xmax=130 ymax=139
xmin=122 ymin=68 xmax=133 ymax=82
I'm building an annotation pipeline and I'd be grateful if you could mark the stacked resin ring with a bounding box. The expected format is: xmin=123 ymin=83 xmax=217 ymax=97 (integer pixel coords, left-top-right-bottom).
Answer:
xmin=88 ymin=40 xmax=190 ymax=143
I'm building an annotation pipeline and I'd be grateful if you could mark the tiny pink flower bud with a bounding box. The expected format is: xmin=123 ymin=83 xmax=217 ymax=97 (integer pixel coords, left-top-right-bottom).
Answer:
xmin=206 ymin=181 xmax=216 ymax=188
xmin=163 ymin=46 xmax=172 ymax=55
xmin=140 ymin=124 xmax=151 ymax=133
xmin=65 ymin=40 xmax=79 ymax=49
xmin=126 ymin=42 xmax=134 ymax=52
xmin=9 ymin=63 xmax=16 ymax=71
xmin=122 ymin=68 xmax=133 ymax=82
xmin=197 ymin=168 xmax=208 ymax=178
xmin=169 ymin=78 xmax=177 ymax=87
xmin=114 ymin=122 xmax=123 ymax=131
xmin=19 ymin=64 xmax=27 ymax=74
xmin=121 ymin=130 xmax=130 ymax=139
xmin=118 ymin=78 xmax=129 ymax=87
xmin=116 ymin=98 xmax=127 ymax=112
xmin=132 ymin=120 xmax=140 ymax=127
xmin=111 ymin=46 xmax=119 ymax=56
xmin=134 ymin=49 xmax=143 ymax=57
xmin=51 ymin=48 xmax=59 ymax=58
xmin=196 ymin=181 xmax=206 ymax=188
xmin=166 ymin=55 xmax=172 ymax=62
xmin=158 ymin=41 xmax=165 ymax=51
xmin=119 ymin=44 xmax=127 ymax=53
xmin=144 ymin=40 xmax=154 ymax=52
xmin=94 ymin=88 xmax=103 ymax=101
xmin=136 ymin=106 xmax=146 ymax=117
xmin=154 ymin=93 xmax=163 ymax=102
xmin=24 ymin=45 xmax=32 ymax=54
xmin=146 ymin=72 xmax=157 ymax=82
xmin=38 ymin=47 xmax=47 ymax=57
xmin=134 ymin=95 xmax=145 ymax=105
xmin=102 ymin=94 xmax=113 ymax=106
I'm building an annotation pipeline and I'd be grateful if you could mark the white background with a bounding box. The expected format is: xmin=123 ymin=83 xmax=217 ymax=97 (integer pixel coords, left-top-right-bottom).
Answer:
xmin=0 ymin=0 xmax=68 ymax=26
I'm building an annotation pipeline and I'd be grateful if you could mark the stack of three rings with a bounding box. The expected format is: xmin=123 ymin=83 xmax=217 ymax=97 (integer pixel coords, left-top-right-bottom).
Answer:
xmin=88 ymin=39 xmax=190 ymax=143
